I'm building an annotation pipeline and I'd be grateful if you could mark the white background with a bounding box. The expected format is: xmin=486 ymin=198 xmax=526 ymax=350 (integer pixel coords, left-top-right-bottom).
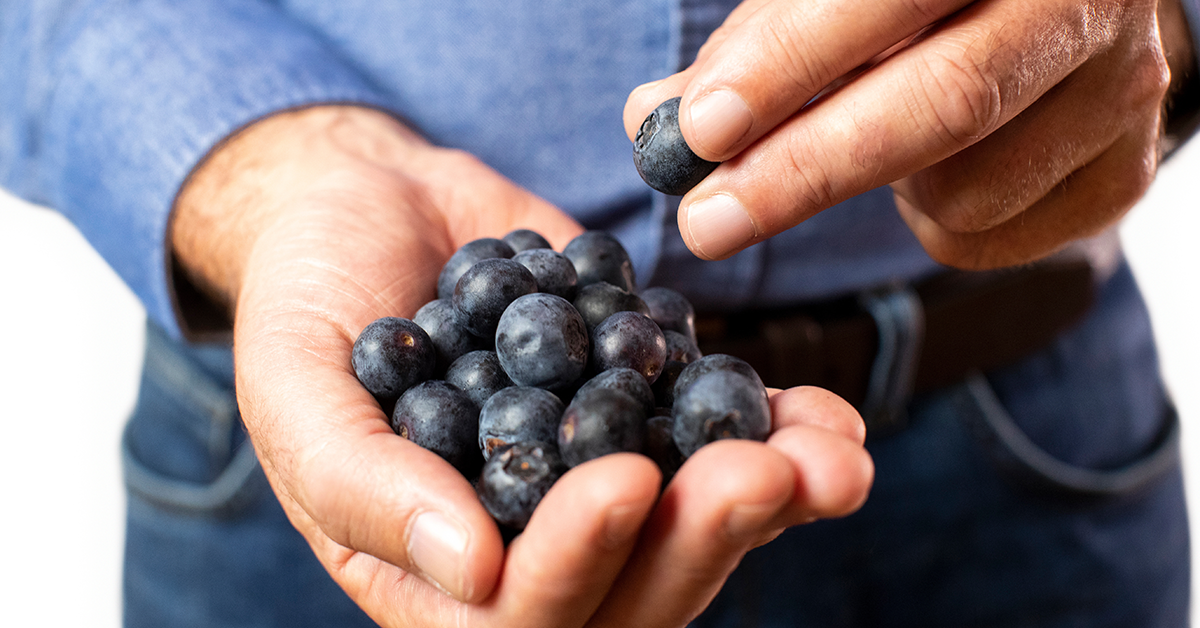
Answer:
xmin=0 ymin=139 xmax=1197 ymax=625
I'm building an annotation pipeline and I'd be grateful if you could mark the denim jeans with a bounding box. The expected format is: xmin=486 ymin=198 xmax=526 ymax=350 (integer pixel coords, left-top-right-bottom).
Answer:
xmin=120 ymin=260 xmax=1188 ymax=627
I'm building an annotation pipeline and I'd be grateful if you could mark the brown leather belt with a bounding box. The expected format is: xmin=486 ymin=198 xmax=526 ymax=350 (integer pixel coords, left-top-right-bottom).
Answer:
xmin=694 ymin=257 xmax=1096 ymax=434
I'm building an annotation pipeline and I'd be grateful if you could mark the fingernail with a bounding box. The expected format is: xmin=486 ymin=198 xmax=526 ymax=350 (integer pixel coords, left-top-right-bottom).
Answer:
xmin=408 ymin=511 xmax=469 ymax=599
xmin=689 ymin=90 xmax=753 ymax=157
xmin=683 ymin=194 xmax=756 ymax=260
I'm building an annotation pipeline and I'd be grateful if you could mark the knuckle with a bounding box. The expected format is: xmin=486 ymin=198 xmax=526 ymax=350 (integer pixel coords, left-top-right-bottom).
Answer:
xmin=912 ymin=44 xmax=1005 ymax=150
xmin=761 ymin=11 xmax=832 ymax=96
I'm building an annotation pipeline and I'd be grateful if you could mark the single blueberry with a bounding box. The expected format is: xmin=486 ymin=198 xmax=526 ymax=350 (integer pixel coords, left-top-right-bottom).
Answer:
xmin=477 ymin=440 xmax=567 ymax=531
xmin=632 ymin=97 xmax=720 ymax=196
xmin=437 ymin=238 xmax=516 ymax=301
xmin=558 ymin=387 xmax=647 ymax=468
xmin=351 ymin=317 xmax=437 ymax=406
xmin=391 ymin=380 xmax=482 ymax=477
xmin=502 ymin=228 xmax=553 ymax=253
xmin=640 ymin=286 xmax=698 ymax=342
xmin=573 ymin=282 xmax=651 ymax=333
xmin=513 ymin=248 xmax=579 ymax=301
xmin=414 ymin=299 xmax=488 ymax=374
xmin=478 ymin=386 xmax=565 ymax=460
xmin=444 ymin=350 xmax=513 ymax=409
xmin=495 ymin=293 xmax=590 ymax=390
xmin=453 ymin=258 xmax=538 ymax=338
xmin=672 ymin=370 xmax=771 ymax=458
xmin=562 ymin=231 xmax=636 ymax=292
xmin=591 ymin=311 xmax=668 ymax=385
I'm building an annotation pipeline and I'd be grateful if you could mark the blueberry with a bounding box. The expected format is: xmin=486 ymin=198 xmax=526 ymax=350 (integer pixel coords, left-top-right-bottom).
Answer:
xmin=562 ymin=231 xmax=636 ymax=292
xmin=437 ymin=238 xmax=516 ymax=301
xmin=453 ymin=258 xmax=538 ymax=338
xmin=674 ymin=353 xmax=766 ymax=403
xmin=414 ymin=299 xmax=489 ymax=374
xmin=639 ymin=286 xmax=697 ymax=342
xmin=391 ymin=380 xmax=482 ymax=477
xmin=632 ymin=97 xmax=720 ymax=196
xmin=643 ymin=414 xmax=684 ymax=485
xmin=478 ymin=386 xmax=565 ymax=460
xmin=444 ymin=350 xmax=513 ymax=409
xmin=351 ymin=317 xmax=437 ymax=406
xmin=575 ymin=367 xmax=656 ymax=416
xmin=558 ymin=387 xmax=647 ymax=468
xmin=663 ymin=330 xmax=703 ymax=364
xmin=512 ymin=248 xmax=579 ymax=301
xmin=477 ymin=441 xmax=567 ymax=530
xmin=573 ymin=282 xmax=651 ymax=333
xmin=591 ymin=311 xmax=668 ymax=385
xmin=495 ymin=293 xmax=590 ymax=390
xmin=672 ymin=370 xmax=771 ymax=458
xmin=502 ymin=228 xmax=553 ymax=253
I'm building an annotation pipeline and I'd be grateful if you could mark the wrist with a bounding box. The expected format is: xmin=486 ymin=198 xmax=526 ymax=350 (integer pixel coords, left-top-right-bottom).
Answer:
xmin=170 ymin=105 xmax=428 ymax=324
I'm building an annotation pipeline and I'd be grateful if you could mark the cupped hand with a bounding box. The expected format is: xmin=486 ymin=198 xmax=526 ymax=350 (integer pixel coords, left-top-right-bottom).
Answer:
xmin=171 ymin=105 xmax=873 ymax=627
xmin=625 ymin=0 xmax=1176 ymax=268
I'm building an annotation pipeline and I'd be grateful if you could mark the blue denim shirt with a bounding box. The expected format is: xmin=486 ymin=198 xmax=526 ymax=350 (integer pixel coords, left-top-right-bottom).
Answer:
xmin=2 ymin=0 xmax=1198 ymax=338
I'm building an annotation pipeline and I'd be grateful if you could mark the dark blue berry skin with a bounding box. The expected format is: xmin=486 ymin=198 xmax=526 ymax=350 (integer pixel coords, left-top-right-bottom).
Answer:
xmin=558 ymin=387 xmax=647 ymax=468
xmin=652 ymin=360 xmax=687 ymax=408
xmin=495 ymin=293 xmax=590 ymax=390
xmin=437 ymin=238 xmax=516 ymax=301
xmin=591 ymin=311 xmax=668 ymax=385
xmin=672 ymin=370 xmax=771 ymax=458
xmin=639 ymin=286 xmax=697 ymax=342
xmin=573 ymin=282 xmax=651 ymax=333
xmin=453 ymin=258 xmax=538 ymax=338
xmin=644 ymin=413 xmax=684 ymax=485
xmin=575 ymin=367 xmax=656 ymax=417
xmin=513 ymin=248 xmax=579 ymax=301
xmin=478 ymin=386 xmax=565 ymax=460
xmin=444 ymin=350 xmax=512 ymax=409
xmin=674 ymin=353 xmax=766 ymax=403
xmin=351 ymin=317 xmax=437 ymax=406
xmin=391 ymin=380 xmax=483 ymax=477
xmin=477 ymin=441 xmax=567 ymax=530
xmin=663 ymin=330 xmax=703 ymax=364
xmin=414 ymin=299 xmax=489 ymax=375
xmin=502 ymin=229 xmax=552 ymax=253
xmin=632 ymin=97 xmax=720 ymax=196
xmin=562 ymin=231 xmax=636 ymax=292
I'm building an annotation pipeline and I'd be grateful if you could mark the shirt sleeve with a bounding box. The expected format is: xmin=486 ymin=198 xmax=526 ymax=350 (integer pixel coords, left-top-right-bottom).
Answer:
xmin=0 ymin=0 xmax=397 ymax=340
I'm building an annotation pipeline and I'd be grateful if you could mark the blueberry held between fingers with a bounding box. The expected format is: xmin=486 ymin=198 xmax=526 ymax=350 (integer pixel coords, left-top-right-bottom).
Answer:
xmin=351 ymin=317 xmax=437 ymax=406
xmin=633 ymin=97 xmax=720 ymax=196
xmin=477 ymin=441 xmax=567 ymax=531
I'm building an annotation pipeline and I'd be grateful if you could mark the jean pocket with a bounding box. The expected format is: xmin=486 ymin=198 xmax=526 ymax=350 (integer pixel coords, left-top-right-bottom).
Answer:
xmin=956 ymin=371 xmax=1180 ymax=499
xmin=121 ymin=324 xmax=264 ymax=516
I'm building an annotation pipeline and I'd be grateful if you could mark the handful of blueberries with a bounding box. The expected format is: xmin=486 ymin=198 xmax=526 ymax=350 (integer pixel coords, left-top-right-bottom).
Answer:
xmin=351 ymin=229 xmax=770 ymax=532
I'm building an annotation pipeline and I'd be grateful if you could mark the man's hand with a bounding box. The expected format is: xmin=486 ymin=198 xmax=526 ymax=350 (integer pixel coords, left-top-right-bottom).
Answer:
xmin=171 ymin=105 xmax=873 ymax=627
xmin=625 ymin=0 xmax=1189 ymax=269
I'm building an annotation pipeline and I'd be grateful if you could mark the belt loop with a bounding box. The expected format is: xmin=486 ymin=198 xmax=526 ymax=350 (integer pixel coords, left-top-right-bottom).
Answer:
xmin=859 ymin=285 xmax=925 ymax=435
